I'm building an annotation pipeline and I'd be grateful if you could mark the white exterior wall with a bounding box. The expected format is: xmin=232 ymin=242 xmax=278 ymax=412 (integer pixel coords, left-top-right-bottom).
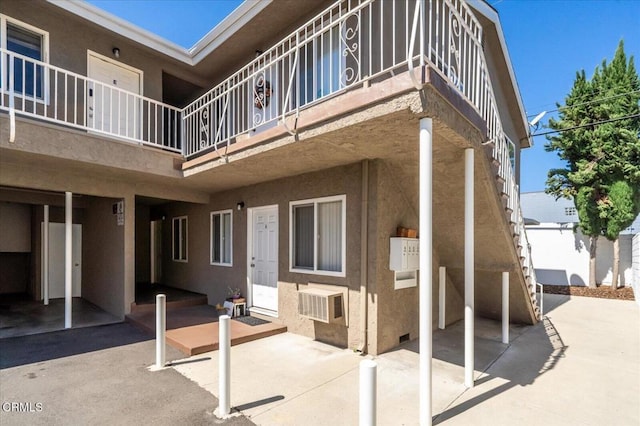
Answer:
xmin=633 ymin=234 xmax=639 ymax=303
xmin=527 ymin=223 xmax=633 ymax=287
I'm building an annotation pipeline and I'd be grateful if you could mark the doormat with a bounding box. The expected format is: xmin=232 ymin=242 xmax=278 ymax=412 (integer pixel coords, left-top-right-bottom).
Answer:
xmin=233 ymin=316 xmax=270 ymax=326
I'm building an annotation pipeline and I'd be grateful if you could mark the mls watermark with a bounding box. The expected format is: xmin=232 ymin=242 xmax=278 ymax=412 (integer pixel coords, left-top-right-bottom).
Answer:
xmin=2 ymin=402 xmax=43 ymax=413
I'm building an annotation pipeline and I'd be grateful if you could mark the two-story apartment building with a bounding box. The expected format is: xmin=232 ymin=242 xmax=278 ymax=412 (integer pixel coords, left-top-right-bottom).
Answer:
xmin=0 ymin=0 xmax=539 ymax=356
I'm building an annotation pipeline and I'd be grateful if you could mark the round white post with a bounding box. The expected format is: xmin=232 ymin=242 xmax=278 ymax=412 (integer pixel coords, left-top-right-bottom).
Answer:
xmin=64 ymin=191 xmax=72 ymax=329
xmin=156 ymin=294 xmax=166 ymax=368
xmin=438 ymin=266 xmax=446 ymax=329
xmin=464 ymin=149 xmax=474 ymax=388
xmin=359 ymin=359 xmax=377 ymax=426
xmin=219 ymin=315 xmax=231 ymax=417
xmin=419 ymin=117 xmax=433 ymax=426
xmin=502 ymin=272 xmax=509 ymax=344
xmin=43 ymin=204 xmax=49 ymax=306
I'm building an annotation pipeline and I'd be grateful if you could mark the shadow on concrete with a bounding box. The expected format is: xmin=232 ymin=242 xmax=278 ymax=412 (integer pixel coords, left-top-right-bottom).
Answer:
xmin=432 ymin=315 xmax=568 ymax=424
xmin=234 ymin=395 xmax=285 ymax=411
xmin=0 ymin=323 xmax=151 ymax=369
xmin=168 ymin=356 xmax=211 ymax=367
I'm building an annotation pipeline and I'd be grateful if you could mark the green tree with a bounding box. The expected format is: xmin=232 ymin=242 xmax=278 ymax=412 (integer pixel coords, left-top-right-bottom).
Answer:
xmin=545 ymin=40 xmax=640 ymax=288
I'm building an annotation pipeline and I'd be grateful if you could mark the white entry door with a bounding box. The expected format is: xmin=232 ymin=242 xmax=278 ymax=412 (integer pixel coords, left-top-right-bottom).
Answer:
xmin=46 ymin=222 xmax=82 ymax=299
xmin=249 ymin=206 xmax=278 ymax=313
xmin=87 ymin=51 xmax=142 ymax=139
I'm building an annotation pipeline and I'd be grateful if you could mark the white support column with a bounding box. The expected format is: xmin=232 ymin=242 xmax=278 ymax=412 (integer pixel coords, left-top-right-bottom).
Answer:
xmin=464 ymin=148 xmax=474 ymax=388
xmin=65 ymin=192 xmax=72 ymax=329
xmin=419 ymin=117 xmax=433 ymax=426
xmin=156 ymin=294 xmax=166 ymax=368
xmin=359 ymin=359 xmax=377 ymax=426
xmin=502 ymin=272 xmax=509 ymax=344
xmin=218 ymin=315 xmax=231 ymax=417
xmin=43 ymin=205 xmax=49 ymax=306
xmin=438 ymin=266 xmax=446 ymax=329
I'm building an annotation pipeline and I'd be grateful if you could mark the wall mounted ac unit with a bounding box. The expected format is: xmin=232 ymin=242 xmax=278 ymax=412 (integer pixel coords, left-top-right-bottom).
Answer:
xmin=298 ymin=288 xmax=344 ymax=324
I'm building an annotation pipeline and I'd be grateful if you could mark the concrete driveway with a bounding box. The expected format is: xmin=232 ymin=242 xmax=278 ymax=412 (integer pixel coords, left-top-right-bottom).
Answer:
xmin=0 ymin=323 xmax=253 ymax=425
xmin=172 ymin=294 xmax=640 ymax=425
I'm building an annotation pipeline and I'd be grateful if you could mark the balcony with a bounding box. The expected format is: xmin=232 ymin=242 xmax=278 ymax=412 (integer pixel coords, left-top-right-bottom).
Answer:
xmin=0 ymin=48 xmax=182 ymax=153
xmin=2 ymin=0 xmax=509 ymax=180
xmin=0 ymin=0 xmax=539 ymax=316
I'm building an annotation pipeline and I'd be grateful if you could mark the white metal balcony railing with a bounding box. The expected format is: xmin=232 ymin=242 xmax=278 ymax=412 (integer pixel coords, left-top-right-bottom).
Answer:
xmin=183 ymin=0 xmax=486 ymax=157
xmin=0 ymin=48 xmax=182 ymax=153
xmin=0 ymin=0 xmax=537 ymax=307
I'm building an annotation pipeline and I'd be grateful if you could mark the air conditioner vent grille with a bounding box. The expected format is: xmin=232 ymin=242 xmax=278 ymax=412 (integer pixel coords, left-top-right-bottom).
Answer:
xmin=298 ymin=288 xmax=343 ymax=323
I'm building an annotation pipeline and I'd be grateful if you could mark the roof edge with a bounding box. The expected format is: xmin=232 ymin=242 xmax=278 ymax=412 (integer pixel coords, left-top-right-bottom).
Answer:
xmin=189 ymin=0 xmax=273 ymax=62
xmin=47 ymin=0 xmax=273 ymax=66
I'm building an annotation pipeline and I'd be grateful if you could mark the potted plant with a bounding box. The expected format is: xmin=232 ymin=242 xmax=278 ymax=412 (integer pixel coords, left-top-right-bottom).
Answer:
xmin=227 ymin=286 xmax=242 ymax=300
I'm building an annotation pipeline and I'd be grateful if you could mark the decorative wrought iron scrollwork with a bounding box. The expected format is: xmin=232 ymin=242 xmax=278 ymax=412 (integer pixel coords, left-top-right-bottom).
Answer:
xmin=254 ymin=75 xmax=271 ymax=109
xmin=340 ymin=13 xmax=361 ymax=87
xmin=448 ymin=12 xmax=463 ymax=91
xmin=253 ymin=73 xmax=270 ymax=127
xmin=199 ymin=108 xmax=209 ymax=149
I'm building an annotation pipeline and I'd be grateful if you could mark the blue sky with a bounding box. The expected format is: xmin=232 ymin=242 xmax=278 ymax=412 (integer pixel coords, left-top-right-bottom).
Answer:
xmin=88 ymin=0 xmax=640 ymax=192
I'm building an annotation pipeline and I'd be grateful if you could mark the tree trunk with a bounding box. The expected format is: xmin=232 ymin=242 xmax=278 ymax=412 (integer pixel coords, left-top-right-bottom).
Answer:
xmin=589 ymin=235 xmax=598 ymax=288
xmin=611 ymin=238 xmax=620 ymax=290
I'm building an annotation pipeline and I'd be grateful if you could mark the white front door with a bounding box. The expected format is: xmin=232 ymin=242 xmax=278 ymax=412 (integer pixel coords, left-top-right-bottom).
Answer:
xmin=87 ymin=51 xmax=142 ymax=139
xmin=46 ymin=222 xmax=82 ymax=299
xmin=249 ymin=206 xmax=278 ymax=313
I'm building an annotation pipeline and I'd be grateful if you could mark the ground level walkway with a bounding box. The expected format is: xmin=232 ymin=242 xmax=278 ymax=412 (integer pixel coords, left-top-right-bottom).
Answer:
xmin=0 ymin=322 xmax=253 ymax=425
xmin=1 ymin=294 xmax=637 ymax=425
xmin=172 ymin=294 xmax=640 ymax=425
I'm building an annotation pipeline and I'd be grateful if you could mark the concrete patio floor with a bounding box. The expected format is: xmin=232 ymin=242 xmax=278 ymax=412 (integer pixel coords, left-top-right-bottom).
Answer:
xmin=171 ymin=294 xmax=640 ymax=425
xmin=127 ymin=304 xmax=287 ymax=356
xmin=0 ymin=296 xmax=120 ymax=338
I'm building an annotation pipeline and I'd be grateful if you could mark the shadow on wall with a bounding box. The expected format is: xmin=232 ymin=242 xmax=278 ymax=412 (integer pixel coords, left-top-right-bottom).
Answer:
xmin=536 ymin=268 xmax=587 ymax=287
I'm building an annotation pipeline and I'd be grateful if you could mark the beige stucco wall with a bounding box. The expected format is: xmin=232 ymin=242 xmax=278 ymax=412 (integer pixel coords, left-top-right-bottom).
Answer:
xmin=135 ymin=204 xmax=150 ymax=284
xmin=160 ymin=162 xmax=364 ymax=349
xmin=368 ymin=160 xmax=465 ymax=355
xmin=0 ymin=0 xmax=207 ymax=103
xmin=82 ymin=196 xmax=125 ymax=318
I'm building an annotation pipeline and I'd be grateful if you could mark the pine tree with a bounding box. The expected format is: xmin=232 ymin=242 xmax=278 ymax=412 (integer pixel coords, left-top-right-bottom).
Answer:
xmin=545 ymin=40 xmax=640 ymax=288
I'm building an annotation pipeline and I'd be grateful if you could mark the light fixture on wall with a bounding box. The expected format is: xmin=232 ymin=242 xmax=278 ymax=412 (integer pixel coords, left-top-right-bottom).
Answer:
xmin=112 ymin=47 xmax=120 ymax=58
xmin=236 ymin=202 xmax=245 ymax=211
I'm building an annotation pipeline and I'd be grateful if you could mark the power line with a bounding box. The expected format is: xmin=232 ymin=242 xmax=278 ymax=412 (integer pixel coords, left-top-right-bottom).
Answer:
xmin=531 ymin=113 xmax=640 ymax=137
xmin=526 ymin=89 xmax=640 ymax=118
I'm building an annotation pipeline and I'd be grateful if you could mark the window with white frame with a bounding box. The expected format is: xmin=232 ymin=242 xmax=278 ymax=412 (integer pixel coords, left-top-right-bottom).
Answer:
xmin=1 ymin=15 xmax=49 ymax=99
xmin=290 ymin=195 xmax=346 ymax=276
xmin=172 ymin=216 xmax=188 ymax=262
xmin=210 ymin=210 xmax=232 ymax=266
